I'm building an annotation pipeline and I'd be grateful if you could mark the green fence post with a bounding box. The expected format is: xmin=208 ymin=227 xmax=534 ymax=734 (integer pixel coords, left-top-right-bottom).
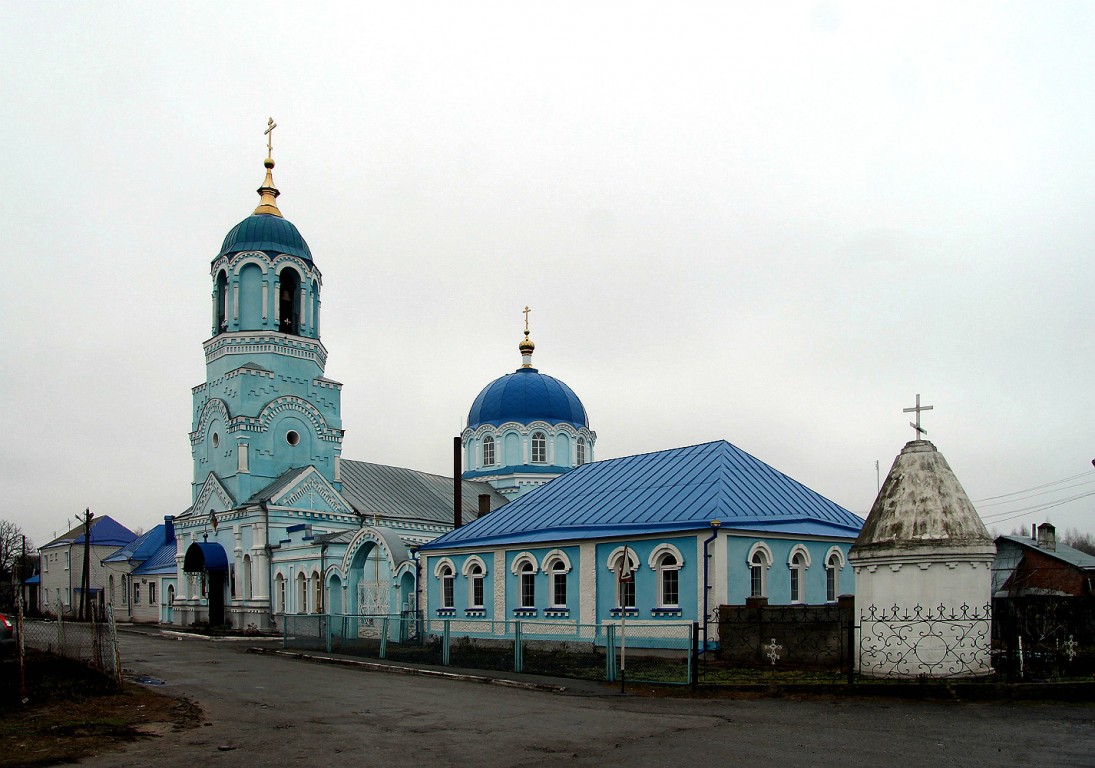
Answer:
xmin=443 ymin=620 xmax=451 ymax=666
xmin=605 ymin=624 xmax=617 ymax=682
xmin=380 ymin=616 xmax=390 ymax=659
xmin=691 ymin=622 xmax=699 ymax=688
xmin=326 ymin=614 xmax=332 ymax=654
xmin=514 ymin=621 xmax=523 ymax=673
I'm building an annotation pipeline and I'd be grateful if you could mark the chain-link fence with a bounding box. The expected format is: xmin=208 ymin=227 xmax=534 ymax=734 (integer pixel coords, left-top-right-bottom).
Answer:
xmin=281 ymin=613 xmax=695 ymax=685
xmin=11 ymin=598 xmax=123 ymax=700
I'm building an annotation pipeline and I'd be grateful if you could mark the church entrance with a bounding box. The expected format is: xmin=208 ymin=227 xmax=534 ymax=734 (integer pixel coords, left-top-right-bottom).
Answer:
xmin=183 ymin=541 xmax=230 ymax=627
xmin=347 ymin=540 xmax=394 ymax=639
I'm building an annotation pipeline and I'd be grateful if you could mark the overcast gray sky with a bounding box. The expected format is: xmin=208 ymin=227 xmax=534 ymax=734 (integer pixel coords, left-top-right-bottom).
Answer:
xmin=3 ymin=1 xmax=1093 ymax=549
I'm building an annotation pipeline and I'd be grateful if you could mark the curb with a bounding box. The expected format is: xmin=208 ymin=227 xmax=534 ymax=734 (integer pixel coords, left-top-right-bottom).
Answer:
xmin=246 ymin=647 xmax=570 ymax=693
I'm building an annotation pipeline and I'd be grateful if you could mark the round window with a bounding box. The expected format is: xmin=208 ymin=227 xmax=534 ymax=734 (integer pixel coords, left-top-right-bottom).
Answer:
xmin=286 ymin=430 xmax=300 ymax=446
xmin=212 ymin=432 xmax=219 ymax=448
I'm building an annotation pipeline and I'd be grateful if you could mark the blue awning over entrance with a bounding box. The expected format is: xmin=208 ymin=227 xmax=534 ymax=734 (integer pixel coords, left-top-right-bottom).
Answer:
xmin=183 ymin=541 xmax=229 ymax=573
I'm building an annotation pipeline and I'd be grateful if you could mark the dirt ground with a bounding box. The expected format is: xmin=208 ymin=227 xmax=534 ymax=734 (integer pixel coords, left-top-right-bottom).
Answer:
xmin=0 ymin=655 xmax=201 ymax=768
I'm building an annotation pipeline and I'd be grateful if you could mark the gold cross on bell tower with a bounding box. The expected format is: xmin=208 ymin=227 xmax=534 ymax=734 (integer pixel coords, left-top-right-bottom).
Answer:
xmin=523 ymin=305 xmax=531 ymax=334
xmin=264 ymin=117 xmax=277 ymax=160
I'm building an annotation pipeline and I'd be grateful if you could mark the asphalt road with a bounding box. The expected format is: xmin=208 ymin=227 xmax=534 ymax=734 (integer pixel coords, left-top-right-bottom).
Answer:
xmin=84 ymin=631 xmax=1095 ymax=767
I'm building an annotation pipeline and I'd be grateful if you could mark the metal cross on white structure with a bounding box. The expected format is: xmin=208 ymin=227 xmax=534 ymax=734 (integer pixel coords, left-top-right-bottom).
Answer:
xmin=903 ymin=393 xmax=934 ymax=439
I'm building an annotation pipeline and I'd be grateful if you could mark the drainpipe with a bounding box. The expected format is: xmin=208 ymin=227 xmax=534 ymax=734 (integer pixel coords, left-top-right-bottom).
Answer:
xmin=702 ymin=519 xmax=721 ymax=653
xmin=260 ymin=501 xmax=273 ymax=626
xmin=320 ymin=542 xmax=328 ymax=614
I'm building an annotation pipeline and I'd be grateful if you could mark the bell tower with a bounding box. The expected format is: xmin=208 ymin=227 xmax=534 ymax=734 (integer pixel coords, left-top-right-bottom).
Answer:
xmin=190 ymin=120 xmax=344 ymax=504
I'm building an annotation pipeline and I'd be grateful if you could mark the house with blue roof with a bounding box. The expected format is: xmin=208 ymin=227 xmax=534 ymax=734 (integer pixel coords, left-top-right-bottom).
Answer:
xmin=418 ymin=440 xmax=864 ymax=647
xmin=38 ymin=515 xmax=136 ymax=617
xmin=102 ymin=517 xmax=178 ymax=623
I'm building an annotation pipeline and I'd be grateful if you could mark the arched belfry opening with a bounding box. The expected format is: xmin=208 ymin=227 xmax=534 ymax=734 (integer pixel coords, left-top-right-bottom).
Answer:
xmin=215 ymin=270 xmax=228 ymax=334
xmin=279 ymin=267 xmax=301 ymax=335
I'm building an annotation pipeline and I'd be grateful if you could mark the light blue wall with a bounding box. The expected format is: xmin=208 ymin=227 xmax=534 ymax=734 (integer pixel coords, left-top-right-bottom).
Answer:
xmin=594 ymin=536 xmax=697 ymax=622
xmin=724 ymin=536 xmax=855 ymax=605
xmin=192 ymin=250 xmax=342 ymax=503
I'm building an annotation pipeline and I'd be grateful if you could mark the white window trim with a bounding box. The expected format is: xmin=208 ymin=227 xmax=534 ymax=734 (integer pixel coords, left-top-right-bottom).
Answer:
xmin=461 ymin=555 xmax=488 ymax=577
xmin=787 ymin=544 xmax=812 ymax=569
xmin=606 ymin=546 xmax=641 ymax=574
xmin=824 ymin=546 xmax=846 ymax=570
xmin=432 ymin=557 xmax=457 ymax=579
xmin=510 ymin=552 xmax=539 ymax=575
xmin=647 ymin=543 xmax=685 ymax=570
xmin=541 ymin=549 xmax=572 ymax=573
xmin=746 ymin=541 xmax=774 ymax=568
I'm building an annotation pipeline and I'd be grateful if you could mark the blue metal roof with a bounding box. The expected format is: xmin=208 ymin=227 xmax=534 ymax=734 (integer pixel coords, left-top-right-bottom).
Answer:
xmin=466 ymin=367 xmax=588 ymax=429
xmin=43 ymin=516 xmax=137 ymax=549
xmin=133 ymin=540 xmax=179 ymax=575
xmin=103 ymin=524 xmax=165 ymax=563
xmin=219 ymin=214 xmax=312 ymax=263
xmin=421 ymin=440 xmax=864 ymax=550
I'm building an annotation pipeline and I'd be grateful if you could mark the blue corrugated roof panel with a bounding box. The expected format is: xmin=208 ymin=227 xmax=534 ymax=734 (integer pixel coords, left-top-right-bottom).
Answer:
xmin=420 ymin=440 xmax=864 ymax=550
xmin=103 ymin=525 xmax=165 ymax=563
xmin=132 ymin=541 xmax=179 ymax=575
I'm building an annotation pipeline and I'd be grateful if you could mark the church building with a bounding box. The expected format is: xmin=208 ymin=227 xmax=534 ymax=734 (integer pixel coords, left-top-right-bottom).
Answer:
xmin=170 ymin=125 xmax=504 ymax=631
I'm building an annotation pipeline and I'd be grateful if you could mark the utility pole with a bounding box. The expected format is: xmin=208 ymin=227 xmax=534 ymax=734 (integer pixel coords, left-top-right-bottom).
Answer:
xmin=80 ymin=508 xmax=93 ymax=621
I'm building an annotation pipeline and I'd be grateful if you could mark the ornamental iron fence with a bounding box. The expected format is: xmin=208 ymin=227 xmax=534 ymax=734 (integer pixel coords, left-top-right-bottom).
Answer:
xmin=858 ymin=603 xmax=993 ymax=679
xmin=992 ymin=596 xmax=1095 ymax=681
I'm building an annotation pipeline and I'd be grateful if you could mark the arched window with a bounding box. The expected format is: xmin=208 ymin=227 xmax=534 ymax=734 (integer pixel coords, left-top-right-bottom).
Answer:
xmin=278 ymin=267 xmax=301 ymax=335
xmin=608 ymin=548 xmax=639 ymax=609
xmin=243 ymin=554 xmax=253 ymax=600
xmin=577 ymin=438 xmax=586 ymax=466
xmin=549 ymin=560 xmax=568 ymax=607
xmin=215 ymin=270 xmax=228 ymax=333
xmin=122 ymin=575 xmax=128 ymax=606
xmin=109 ymin=575 xmax=115 ymax=605
xmin=825 ymin=549 xmax=844 ymax=602
xmin=439 ymin=564 xmax=455 ymax=609
xmin=482 ymin=435 xmax=495 ymax=467
xmin=275 ymin=574 xmax=285 ymax=614
xmin=790 ymin=552 xmax=806 ymax=604
xmin=467 ymin=562 xmax=484 ymax=608
xmin=750 ymin=549 xmax=769 ymax=598
xmin=167 ymin=584 xmax=175 ymax=606
xmin=296 ymin=572 xmax=307 ymax=614
xmin=657 ymin=552 xmax=680 ymax=607
xmin=531 ymin=431 xmax=547 ymax=463
xmin=520 ymin=560 xmax=536 ymax=608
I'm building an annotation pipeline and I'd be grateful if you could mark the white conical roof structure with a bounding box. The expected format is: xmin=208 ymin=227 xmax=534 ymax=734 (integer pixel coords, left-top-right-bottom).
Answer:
xmin=851 ymin=440 xmax=994 ymax=560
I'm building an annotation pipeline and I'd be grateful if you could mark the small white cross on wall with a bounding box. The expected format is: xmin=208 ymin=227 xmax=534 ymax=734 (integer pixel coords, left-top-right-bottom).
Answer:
xmin=903 ymin=393 xmax=934 ymax=439
xmin=764 ymin=637 xmax=783 ymax=666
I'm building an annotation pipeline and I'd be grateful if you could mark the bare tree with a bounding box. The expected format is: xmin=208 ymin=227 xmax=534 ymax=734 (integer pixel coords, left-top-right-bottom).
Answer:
xmin=0 ymin=519 xmax=34 ymax=611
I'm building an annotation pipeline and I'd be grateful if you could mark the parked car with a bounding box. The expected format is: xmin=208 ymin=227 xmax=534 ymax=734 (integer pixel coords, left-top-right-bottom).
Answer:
xmin=0 ymin=613 xmax=14 ymax=656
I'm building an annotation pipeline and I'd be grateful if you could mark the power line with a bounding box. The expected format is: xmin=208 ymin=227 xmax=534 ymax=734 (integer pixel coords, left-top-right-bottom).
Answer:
xmin=975 ymin=477 xmax=1095 ymax=508
xmin=972 ymin=470 xmax=1095 ymax=503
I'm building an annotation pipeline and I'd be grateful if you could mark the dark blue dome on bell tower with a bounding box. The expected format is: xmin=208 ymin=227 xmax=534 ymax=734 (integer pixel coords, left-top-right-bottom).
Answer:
xmin=219 ymin=214 xmax=312 ymax=262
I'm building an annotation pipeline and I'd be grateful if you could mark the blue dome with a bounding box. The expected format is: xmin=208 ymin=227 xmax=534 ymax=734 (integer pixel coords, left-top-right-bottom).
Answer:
xmin=219 ymin=214 xmax=312 ymax=262
xmin=467 ymin=367 xmax=588 ymax=429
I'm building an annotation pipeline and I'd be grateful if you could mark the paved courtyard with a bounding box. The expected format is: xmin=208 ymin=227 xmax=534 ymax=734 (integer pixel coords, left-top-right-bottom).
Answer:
xmin=84 ymin=631 xmax=1095 ymax=767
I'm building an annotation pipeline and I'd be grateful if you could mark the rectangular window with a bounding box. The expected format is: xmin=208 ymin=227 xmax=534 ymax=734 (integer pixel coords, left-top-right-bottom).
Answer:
xmin=790 ymin=568 xmax=801 ymax=603
xmin=618 ymin=579 xmax=635 ymax=609
xmin=150 ymin=583 xmax=157 ymax=605
xmin=826 ymin=567 xmax=837 ymax=602
xmin=552 ymin=572 xmax=567 ymax=607
xmin=442 ymin=575 xmax=454 ymax=609
xmin=750 ymin=565 xmax=763 ymax=598
xmin=661 ymin=569 xmax=679 ymax=607
xmin=134 ymin=583 xmax=141 ymax=604
xmin=471 ymin=576 xmax=484 ymax=608
xmin=521 ymin=572 xmax=536 ymax=608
